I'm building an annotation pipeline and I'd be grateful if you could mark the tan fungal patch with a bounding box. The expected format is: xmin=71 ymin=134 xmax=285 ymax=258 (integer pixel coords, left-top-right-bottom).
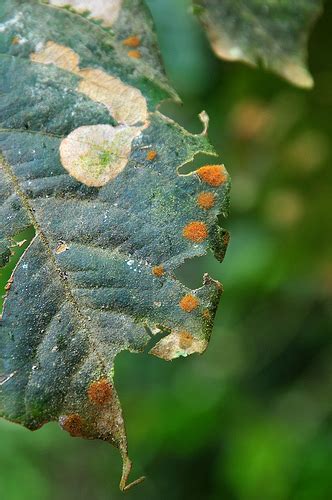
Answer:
xmin=150 ymin=331 xmax=207 ymax=361
xmin=59 ymin=414 xmax=83 ymax=437
xmin=197 ymin=191 xmax=216 ymax=210
xmin=178 ymin=331 xmax=194 ymax=349
xmin=146 ymin=150 xmax=157 ymax=161
xmin=183 ymin=221 xmax=208 ymax=243
xmin=30 ymin=41 xmax=80 ymax=73
xmin=30 ymin=42 xmax=149 ymax=186
xmin=4 ymin=276 xmax=13 ymax=292
xmin=88 ymin=378 xmax=113 ymax=405
xmin=122 ymin=36 xmax=141 ymax=48
xmin=127 ymin=49 xmax=141 ymax=59
xmin=179 ymin=294 xmax=199 ymax=312
xmin=197 ymin=164 xmax=227 ymax=187
xmin=30 ymin=42 xmax=148 ymax=127
xmin=48 ymin=0 xmax=122 ymax=27
xmin=55 ymin=241 xmax=69 ymax=254
xmin=78 ymin=68 xmax=148 ymax=126
xmin=152 ymin=265 xmax=165 ymax=277
xmin=59 ymin=124 xmax=141 ymax=187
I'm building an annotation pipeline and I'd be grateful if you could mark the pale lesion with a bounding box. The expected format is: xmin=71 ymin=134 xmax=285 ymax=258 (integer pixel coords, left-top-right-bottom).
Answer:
xmin=47 ymin=0 xmax=123 ymax=27
xmin=29 ymin=41 xmax=150 ymax=187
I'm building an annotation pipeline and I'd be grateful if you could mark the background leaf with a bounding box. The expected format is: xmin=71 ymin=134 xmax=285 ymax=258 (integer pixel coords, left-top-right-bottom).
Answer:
xmin=194 ymin=0 xmax=323 ymax=88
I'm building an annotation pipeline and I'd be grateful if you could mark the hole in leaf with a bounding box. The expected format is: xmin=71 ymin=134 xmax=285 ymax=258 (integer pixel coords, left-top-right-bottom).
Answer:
xmin=0 ymin=227 xmax=35 ymax=313
xmin=177 ymin=152 xmax=219 ymax=175
xmin=143 ymin=326 xmax=170 ymax=354
xmin=174 ymin=254 xmax=213 ymax=289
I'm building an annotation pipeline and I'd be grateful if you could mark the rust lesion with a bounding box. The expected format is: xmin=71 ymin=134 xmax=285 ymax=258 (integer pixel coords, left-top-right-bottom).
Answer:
xmin=179 ymin=294 xmax=199 ymax=312
xmin=122 ymin=35 xmax=141 ymax=48
xmin=59 ymin=413 xmax=84 ymax=437
xmin=196 ymin=164 xmax=228 ymax=187
xmin=152 ymin=265 xmax=165 ymax=277
xmin=182 ymin=221 xmax=208 ymax=243
xmin=87 ymin=378 xmax=113 ymax=405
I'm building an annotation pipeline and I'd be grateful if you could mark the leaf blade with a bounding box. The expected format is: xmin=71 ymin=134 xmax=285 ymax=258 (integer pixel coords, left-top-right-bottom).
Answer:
xmin=0 ymin=0 xmax=230 ymax=488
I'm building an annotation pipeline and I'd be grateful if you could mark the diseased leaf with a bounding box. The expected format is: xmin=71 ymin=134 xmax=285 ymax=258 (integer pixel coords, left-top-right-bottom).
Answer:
xmin=0 ymin=0 xmax=230 ymax=489
xmin=194 ymin=0 xmax=322 ymax=88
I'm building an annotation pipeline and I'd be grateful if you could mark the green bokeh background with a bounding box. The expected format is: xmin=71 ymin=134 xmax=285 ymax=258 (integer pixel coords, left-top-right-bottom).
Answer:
xmin=1 ymin=1 xmax=332 ymax=499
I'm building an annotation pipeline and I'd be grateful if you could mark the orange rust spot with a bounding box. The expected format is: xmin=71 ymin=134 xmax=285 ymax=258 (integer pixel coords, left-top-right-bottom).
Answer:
xmin=87 ymin=378 xmax=113 ymax=405
xmin=179 ymin=294 xmax=199 ymax=312
xmin=61 ymin=414 xmax=83 ymax=437
xmin=179 ymin=331 xmax=194 ymax=349
xmin=128 ymin=49 xmax=141 ymax=59
xmin=197 ymin=165 xmax=227 ymax=187
xmin=183 ymin=221 xmax=208 ymax=243
xmin=122 ymin=35 xmax=141 ymax=48
xmin=152 ymin=265 xmax=165 ymax=277
xmin=197 ymin=191 xmax=216 ymax=210
xmin=11 ymin=36 xmax=20 ymax=45
xmin=146 ymin=150 xmax=157 ymax=161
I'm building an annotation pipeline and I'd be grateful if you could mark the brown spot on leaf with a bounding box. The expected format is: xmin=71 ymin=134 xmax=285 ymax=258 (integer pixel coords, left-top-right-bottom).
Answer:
xmin=183 ymin=221 xmax=208 ymax=243
xmin=88 ymin=378 xmax=113 ymax=405
xmin=197 ymin=165 xmax=227 ymax=187
xmin=122 ymin=36 xmax=141 ymax=48
xmin=197 ymin=191 xmax=215 ymax=209
xmin=152 ymin=265 xmax=165 ymax=277
xmin=179 ymin=294 xmax=199 ymax=312
xmin=59 ymin=414 xmax=83 ymax=437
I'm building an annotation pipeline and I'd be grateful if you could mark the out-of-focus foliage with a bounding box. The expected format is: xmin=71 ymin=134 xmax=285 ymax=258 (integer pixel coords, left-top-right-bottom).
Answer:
xmin=0 ymin=0 xmax=331 ymax=499
xmin=194 ymin=0 xmax=322 ymax=88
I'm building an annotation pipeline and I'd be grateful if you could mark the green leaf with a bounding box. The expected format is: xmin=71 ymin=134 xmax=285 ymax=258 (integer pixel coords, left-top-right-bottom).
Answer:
xmin=194 ymin=0 xmax=322 ymax=88
xmin=0 ymin=0 xmax=230 ymax=490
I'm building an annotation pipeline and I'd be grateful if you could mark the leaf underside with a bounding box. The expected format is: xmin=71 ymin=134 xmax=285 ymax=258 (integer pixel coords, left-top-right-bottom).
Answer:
xmin=195 ymin=0 xmax=323 ymax=88
xmin=0 ymin=0 xmax=230 ymax=489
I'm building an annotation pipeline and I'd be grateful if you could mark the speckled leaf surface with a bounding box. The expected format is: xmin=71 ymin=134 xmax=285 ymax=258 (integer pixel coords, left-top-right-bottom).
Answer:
xmin=0 ymin=0 xmax=230 ymax=489
xmin=194 ymin=0 xmax=322 ymax=88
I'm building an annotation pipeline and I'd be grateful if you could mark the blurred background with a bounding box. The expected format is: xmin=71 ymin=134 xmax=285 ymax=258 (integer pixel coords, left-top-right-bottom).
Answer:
xmin=1 ymin=1 xmax=331 ymax=499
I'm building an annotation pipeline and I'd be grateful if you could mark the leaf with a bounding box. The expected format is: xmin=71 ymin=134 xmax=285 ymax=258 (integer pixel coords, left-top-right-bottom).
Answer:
xmin=0 ymin=0 xmax=230 ymax=489
xmin=194 ymin=0 xmax=323 ymax=88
